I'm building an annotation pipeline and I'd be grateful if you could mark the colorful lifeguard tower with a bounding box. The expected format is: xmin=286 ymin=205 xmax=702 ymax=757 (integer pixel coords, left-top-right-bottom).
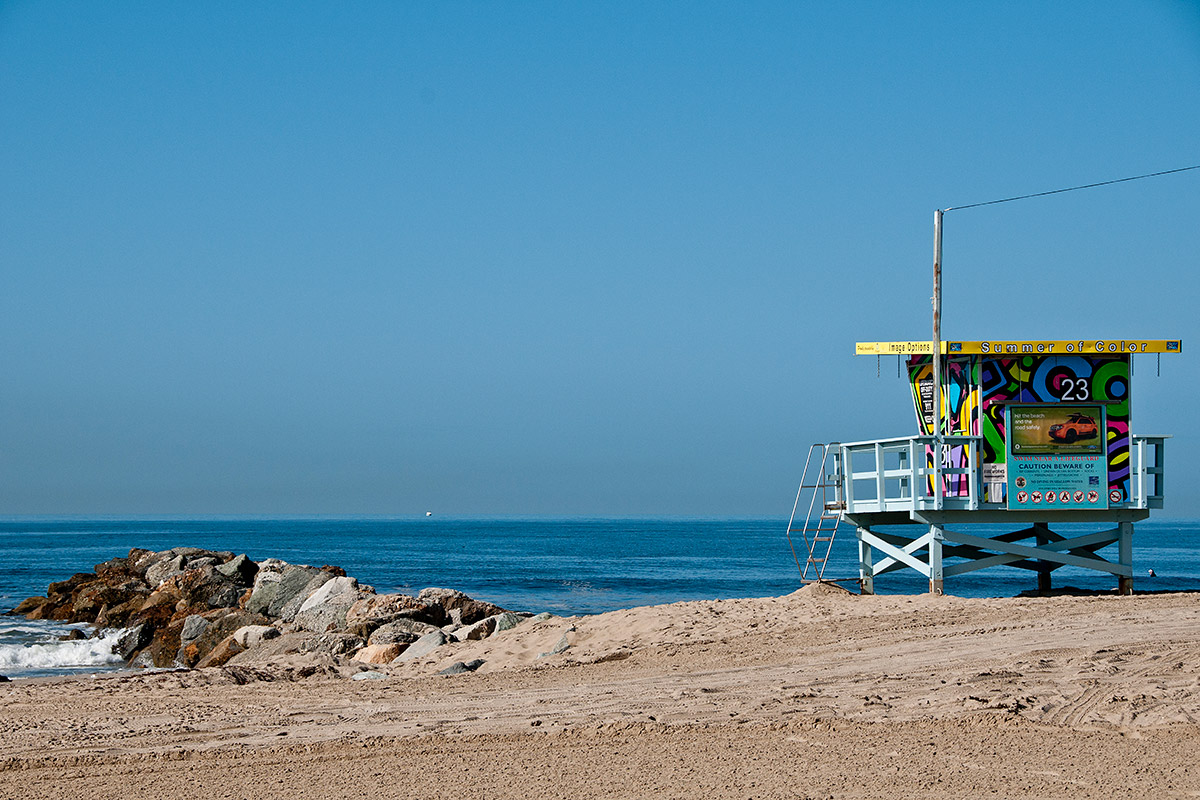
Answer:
xmin=787 ymin=337 xmax=1181 ymax=595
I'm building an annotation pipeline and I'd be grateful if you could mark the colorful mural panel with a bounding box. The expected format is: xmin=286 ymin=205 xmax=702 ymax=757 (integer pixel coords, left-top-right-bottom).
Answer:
xmin=908 ymin=356 xmax=979 ymax=436
xmin=978 ymin=355 xmax=1130 ymax=503
xmin=908 ymin=356 xmax=979 ymax=498
xmin=909 ymin=354 xmax=1131 ymax=505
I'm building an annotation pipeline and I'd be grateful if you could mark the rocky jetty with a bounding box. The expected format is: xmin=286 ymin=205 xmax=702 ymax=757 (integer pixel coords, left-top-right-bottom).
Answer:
xmin=9 ymin=548 xmax=532 ymax=671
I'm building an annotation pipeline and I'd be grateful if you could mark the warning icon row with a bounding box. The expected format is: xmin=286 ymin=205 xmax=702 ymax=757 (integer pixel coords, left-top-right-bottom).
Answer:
xmin=1014 ymin=489 xmax=1101 ymax=505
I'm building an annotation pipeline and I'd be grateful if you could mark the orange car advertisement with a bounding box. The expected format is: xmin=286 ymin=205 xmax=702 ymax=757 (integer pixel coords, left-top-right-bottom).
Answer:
xmin=1009 ymin=405 xmax=1105 ymax=456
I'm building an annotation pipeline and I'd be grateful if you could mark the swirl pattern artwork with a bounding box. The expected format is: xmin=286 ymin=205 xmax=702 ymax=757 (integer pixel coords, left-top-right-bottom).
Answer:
xmin=909 ymin=354 xmax=1130 ymax=503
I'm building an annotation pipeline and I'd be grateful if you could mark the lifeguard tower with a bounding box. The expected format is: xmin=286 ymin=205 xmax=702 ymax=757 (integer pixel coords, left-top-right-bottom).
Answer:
xmin=788 ymin=337 xmax=1181 ymax=595
xmin=786 ymin=205 xmax=1183 ymax=595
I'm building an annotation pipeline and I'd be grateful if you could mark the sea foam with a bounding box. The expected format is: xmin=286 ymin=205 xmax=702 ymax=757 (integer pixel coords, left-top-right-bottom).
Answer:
xmin=0 ymin=625 xmax=126 ymax=677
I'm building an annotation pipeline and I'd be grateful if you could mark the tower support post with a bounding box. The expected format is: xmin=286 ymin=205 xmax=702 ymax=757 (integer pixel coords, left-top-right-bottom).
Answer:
xmin=1035 ymin=522 xmax=1052 ymax=592
xmin=858 ymin=528 xmax=875 ymax=595
xmin=1118 ymin=521 xmax=1134 ymax=595
xmin=929 ymin=524 xmax=944 ymax=595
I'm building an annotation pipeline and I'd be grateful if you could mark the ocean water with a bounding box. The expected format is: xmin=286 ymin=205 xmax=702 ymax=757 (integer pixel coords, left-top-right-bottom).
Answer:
xmin=2 ymin=516 xmax=1198 ymax=679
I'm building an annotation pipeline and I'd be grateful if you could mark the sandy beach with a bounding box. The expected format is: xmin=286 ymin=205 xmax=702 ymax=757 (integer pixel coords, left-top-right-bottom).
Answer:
xmin=5 ymin=585 xmax=1200 ymax=798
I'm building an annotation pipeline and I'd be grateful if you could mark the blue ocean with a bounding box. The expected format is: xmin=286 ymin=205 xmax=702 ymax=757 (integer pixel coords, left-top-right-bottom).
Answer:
xmin=3 ymin=516 xmax=1199 ymax=679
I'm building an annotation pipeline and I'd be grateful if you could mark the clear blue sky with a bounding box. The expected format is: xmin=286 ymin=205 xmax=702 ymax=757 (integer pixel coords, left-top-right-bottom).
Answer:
xmin=1 ymin=2 xmax=1197 ymax=516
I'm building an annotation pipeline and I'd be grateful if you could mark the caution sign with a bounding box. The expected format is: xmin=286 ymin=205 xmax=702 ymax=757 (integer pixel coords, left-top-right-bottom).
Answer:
xmin=1005 ymin=404 xmax=1108 ymax=511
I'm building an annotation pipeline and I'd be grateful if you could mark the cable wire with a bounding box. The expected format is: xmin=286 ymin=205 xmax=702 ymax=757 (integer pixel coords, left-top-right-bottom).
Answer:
xmin=944 ymin=164 xmax=1200 ymax=213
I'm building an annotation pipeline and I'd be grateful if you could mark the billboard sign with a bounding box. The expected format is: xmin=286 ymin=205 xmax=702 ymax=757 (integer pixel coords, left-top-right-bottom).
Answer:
xmin=1006 ymin=404 xmax=1108 ymax=511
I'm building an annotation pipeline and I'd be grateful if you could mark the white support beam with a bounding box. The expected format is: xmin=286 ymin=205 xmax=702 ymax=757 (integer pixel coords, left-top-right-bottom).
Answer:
xmin=1020 ymin=528 xmax=1121 ymax=552
xmin=868 ymin=530 xmax=935 ymax=575
xmin=860 ymin=529 xmax=932 ymax=577
xmin=943 ymin=551 xmax=1026 ymax=577
xmin=940 ymin=540 xmax=1112 ymax=576
xmin=940 ymin=529 xmax=1131 ymax=576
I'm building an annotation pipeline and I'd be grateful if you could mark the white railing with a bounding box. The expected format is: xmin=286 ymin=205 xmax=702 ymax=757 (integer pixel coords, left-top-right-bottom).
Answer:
xmin=837 ymin=435 xmax=981 ymax=514
xmin=1132 ymin=435 xmax=1168 ymax=510
xmin=835 ymin=434 xmax=1166 ymax=515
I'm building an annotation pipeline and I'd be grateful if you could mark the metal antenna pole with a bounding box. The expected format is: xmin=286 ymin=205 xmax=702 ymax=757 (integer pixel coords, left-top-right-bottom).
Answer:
xmin=932 ymin=209 xmax=943 ymax=509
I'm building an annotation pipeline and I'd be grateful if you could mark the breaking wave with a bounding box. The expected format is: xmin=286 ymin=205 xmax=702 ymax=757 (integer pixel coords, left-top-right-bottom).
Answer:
xmin=0 ymin=620 xmax=127 ymax=678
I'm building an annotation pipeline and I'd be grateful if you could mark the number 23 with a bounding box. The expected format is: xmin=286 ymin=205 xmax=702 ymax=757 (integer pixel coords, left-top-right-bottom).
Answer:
xmin=1060 ymin=377 xmax=1090 ymax=401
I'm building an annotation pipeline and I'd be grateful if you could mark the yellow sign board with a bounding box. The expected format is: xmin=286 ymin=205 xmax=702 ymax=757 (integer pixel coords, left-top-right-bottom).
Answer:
xmin=856 ymin=339 xmax=1182 ymax=356
xmin=855 ymin=341 xmax=936 ymax=355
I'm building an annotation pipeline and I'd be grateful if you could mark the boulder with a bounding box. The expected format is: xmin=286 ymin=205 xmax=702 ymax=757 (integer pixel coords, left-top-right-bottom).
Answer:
xmin=345 ymin=593 xmax=442 ymax=633
xmin=15 ymin=547 xmax=264 ymax=632
xmin=292 ymin=576 xmax=363 ymax=633
xmin=178 ymin=609 xmax=272 ymax=668
xmin=123 ymin=548 xmax=153 ymax=570
xmin=538 ymin=630 xmax=572 ymax=658
xmin=205 ymin=581 xmax=243 ymax=610
xmin=11 ymin=596 xmax=50 ymax=617
xmin=130 ymin=550 xmax=164 ymax=576
xmin=493 ymin=611 xmax=526 ymax=633
xmin=350 ymin=644 xmax=403 ymax=664
xmin=215 ymin=554 xmax=258 ymax=584
xmin=232 ymin=625 xmax=281 ymax=649
xmin=95 ymin=595 xmax=145 ymax=628
xmin=277 ymin=572 xmax=336 ymax=623
xmin=454 ymin=616 xmax=497 ymax=642
xmin=367 ymin=618 xmax=440 ymax=646
xmin=246 ymin=564 xmax=328 ymax=619
xmin=94 ymin=555 xmax=140 ymax=583
xmin=31 ymin=572 xmax=99 ymax=622
xmin=417 ymin=588 xmax=506 ymax=625
xmin=46 ymin=572 xmax=95 ymax=600
xmin=168 ymin=564 xmax=251 ymax=613
xmin=145 ymin=554 xmax=187 ymax=587
xmin=299 ymin=632 xmax=364 ymax=657
xmin=392 ymin=630 xmax=447 ymax=663
xmin=195 ymin=636 xmax=244 ymax=669
xmin=438 ymin=659 xmax=484 ymax=676
xmin=14 ymin=548 xmax=549 ymax=676
xmin=224 ymin=631 xmax=312 ymax=664
xmin=23 ymin=601 xmax=56 ymax=621
xmin=69 ymin=581 xmax=145 ymax=621
xmin=132 ymin=547 xmax=211 ymax=579
xmin=146 ymin=616 xmax=189 ymax=667
xmin=112 ymin=623 xmax=154 ymax=661
xmin=180 ymin=614 xmax=211 ymax=646
xmin=129 ymin=583 xmax=184 ymax=631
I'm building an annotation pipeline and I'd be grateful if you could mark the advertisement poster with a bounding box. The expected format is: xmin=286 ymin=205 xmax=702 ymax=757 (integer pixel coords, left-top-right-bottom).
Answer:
xmin=1006 ymin=404 xmax=1108 ymax=510
xmin=916 ymin=377 xmax=934 ymax=433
